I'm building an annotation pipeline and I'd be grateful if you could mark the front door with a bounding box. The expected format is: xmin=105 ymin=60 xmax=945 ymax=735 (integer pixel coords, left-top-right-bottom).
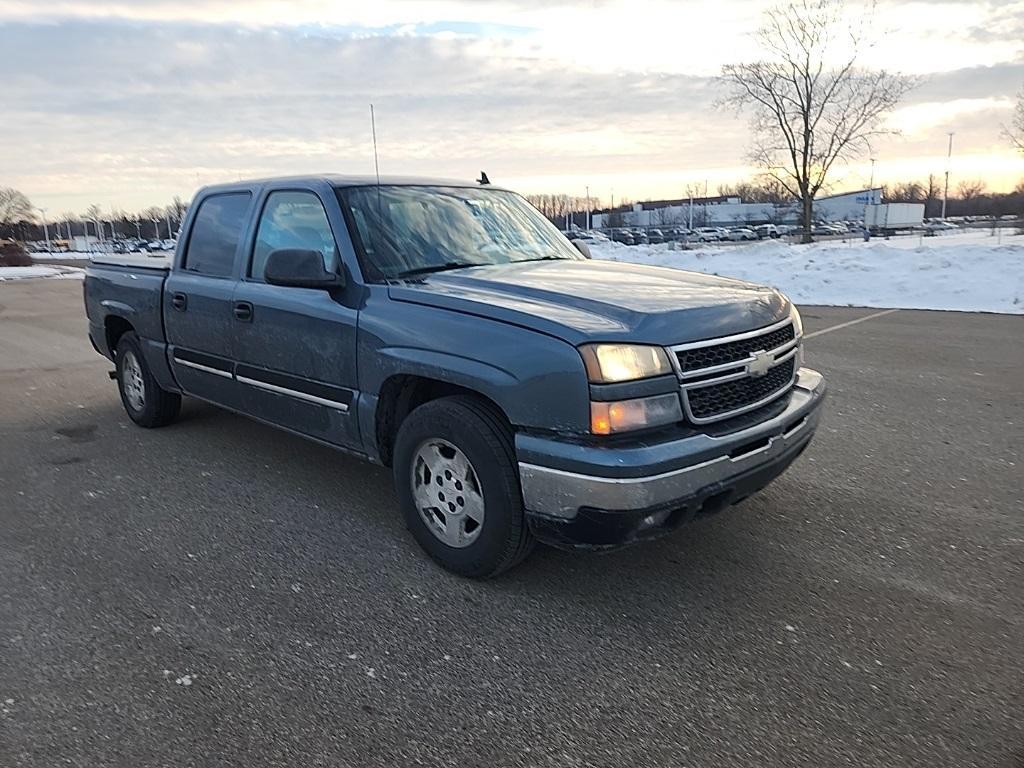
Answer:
xmin=164 ymin=191 xmax=253 ymax=409
xmin=230 ymin=188 xmax=361 ymax=448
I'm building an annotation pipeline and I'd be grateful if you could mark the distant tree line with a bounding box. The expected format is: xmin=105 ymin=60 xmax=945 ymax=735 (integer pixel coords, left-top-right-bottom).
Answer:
xmin=882 ymin=178 xmax=1024 ymax=219
xmin=0 ymin=187 xmax=190 ymax=243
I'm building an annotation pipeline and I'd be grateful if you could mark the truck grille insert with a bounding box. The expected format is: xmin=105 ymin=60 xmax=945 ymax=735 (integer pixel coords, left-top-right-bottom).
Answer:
xmin=687 ymin=358 xmax=796 ymax=421
xmin=671 ymin=319 xmax=799 ymax=424
xmin=675 ymin=323 xmax=795 ymax=373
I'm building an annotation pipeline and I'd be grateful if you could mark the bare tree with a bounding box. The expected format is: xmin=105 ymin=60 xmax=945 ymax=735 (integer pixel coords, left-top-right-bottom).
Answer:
xmin=142 ymin=206 xmax=164 ymax=238
xmin=84 ymin=204 xmax=105 ymax=241
xmin=721 ymin=0 xmax=915 ymax=242
xmin=886 ymin=180 xmax=924 ymax=202
xmin=956 ymin=180 xmax=986 ymax=201
xmin=168 ymin=195 xmax=189 ymax=223
xmin=0 ymin=187 xmax=34 ymax=227
xmin=718 ymin=177 xmax=793 ymax=204
xmin=1006 ymin=85 xmax=1024 ymax=153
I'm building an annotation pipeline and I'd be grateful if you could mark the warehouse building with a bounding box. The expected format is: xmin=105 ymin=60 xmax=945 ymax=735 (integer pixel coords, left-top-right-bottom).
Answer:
xmin=590 ymin=188 xmax=882 ymax=228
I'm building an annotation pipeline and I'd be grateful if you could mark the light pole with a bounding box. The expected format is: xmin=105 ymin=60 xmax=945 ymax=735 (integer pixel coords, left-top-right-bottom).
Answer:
xmin=868 ymin=158 xmax=877 ymax=191
xmin=38 ymin=207 xmax=51 ymax=252
xmin=941 ymin=132 xmax=954 ymax=220
xmin=585 ymin=185 xmax=591 ymax=230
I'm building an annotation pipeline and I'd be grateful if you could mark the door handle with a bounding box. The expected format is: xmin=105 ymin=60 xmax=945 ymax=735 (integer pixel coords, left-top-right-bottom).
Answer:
xmin=233 ymin=301 xmax=253 ymax=322
xmin=171 ymin=292 xmax=187 ymax=311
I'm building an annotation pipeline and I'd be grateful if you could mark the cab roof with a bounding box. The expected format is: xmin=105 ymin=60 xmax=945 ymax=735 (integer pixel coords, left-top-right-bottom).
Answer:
xmin=197 ymin=174 xmax=507 ymax=195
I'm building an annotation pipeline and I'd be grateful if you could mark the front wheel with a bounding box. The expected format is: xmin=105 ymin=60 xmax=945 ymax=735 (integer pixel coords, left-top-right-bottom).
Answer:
xmin=392 ymin=396 xmax=535 ymax=578
xmin=116 ymin=332 xmax=181 ymax=428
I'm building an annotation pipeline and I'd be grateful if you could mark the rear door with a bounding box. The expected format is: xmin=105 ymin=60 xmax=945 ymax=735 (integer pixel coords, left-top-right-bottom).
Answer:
xmin=164 ymin=191 xmax=253 ymax=408
xmin=230 ymin=185 xmax=361 ymax=448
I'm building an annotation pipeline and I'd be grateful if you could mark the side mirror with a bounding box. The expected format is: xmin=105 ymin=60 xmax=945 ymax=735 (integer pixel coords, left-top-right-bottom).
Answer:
xmin=572 ymin=239 xmax=592 ymax=259
xmin=264 ymin=249 xmax=344 ymax=289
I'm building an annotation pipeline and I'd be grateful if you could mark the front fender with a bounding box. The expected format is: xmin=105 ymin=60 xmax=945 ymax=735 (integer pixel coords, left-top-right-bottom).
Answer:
xmin=357 ymin=289 xmax=592 ymax=452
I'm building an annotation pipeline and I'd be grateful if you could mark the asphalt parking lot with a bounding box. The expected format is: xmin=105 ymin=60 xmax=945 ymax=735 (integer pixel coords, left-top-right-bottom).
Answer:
xmin=1 ymin=279 xmax=1021 ymax=768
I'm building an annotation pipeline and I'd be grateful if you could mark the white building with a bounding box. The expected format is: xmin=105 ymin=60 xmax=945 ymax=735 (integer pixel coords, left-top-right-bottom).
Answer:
xmin=590 ymin=188 xmax=883 ymax=229
xmin=814 ymin=188 xmax=882 ymax=221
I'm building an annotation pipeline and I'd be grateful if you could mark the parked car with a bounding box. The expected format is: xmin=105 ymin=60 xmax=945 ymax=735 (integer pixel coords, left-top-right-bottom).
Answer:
xmin=923 ymin=219 xmax=958 ymax=233
xmin=610 ymin=228 xmax=634 ymax=245
xmin=647 ymin=229 xmax=666 ymax=244
xmin=666 ymin=228 xmax=694 ymax=242
xmin=84 ymin=174 xmax=826 ymax=578
xmin=567 ymin=229 xmax=609 ymax=244
xmin=811 ymin=223 xmax=846 ymax=236
xmin=630 ymin=228 xmax=649 ymax=245
xmin=693 ymin=227 xmax=721 ymax=242
xmin=753 ymin=224 xmax=780 ymax=239
xmin=726 ymin=227 xmax=758 ymax=241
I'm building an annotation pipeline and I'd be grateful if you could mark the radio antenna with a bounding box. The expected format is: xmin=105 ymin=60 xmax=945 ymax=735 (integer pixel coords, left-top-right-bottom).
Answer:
xmin=370 ymin=103 xmax=383 ymax=222
xmin=370 ymin=103 xmax=381 ymax=185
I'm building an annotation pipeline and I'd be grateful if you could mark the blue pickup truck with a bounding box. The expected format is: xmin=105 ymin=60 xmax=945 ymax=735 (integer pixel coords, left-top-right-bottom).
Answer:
xmin=85 ymin=175 xmax=826 ymax=577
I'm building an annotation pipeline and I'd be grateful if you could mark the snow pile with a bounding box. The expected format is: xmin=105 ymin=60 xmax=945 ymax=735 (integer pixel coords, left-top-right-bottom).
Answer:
xmin=0 ymin=265 xmax=85 ymax=281
xmin=590 ymin=234 xmax=1023 ymax=314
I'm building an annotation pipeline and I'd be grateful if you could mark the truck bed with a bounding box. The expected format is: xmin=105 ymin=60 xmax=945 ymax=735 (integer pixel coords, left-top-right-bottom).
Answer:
xmin=84 ymin=257 xmax=170 ymax=363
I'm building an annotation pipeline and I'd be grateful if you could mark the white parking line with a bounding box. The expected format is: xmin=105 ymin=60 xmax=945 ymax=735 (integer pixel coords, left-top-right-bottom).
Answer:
xmin=803 ymin=308 xmax=900 ymax=340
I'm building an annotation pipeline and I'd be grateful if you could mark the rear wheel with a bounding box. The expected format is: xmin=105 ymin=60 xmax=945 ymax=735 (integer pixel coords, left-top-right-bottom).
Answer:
xmin=393 ymin=396 xmax=534 ymax=578
xmin=115 ymin=332 xmax=181 ymax=428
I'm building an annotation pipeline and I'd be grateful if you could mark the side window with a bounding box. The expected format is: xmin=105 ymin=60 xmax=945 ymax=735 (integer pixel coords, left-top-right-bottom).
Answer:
xmin=183 ymin=193 xmax=251 ymax=277
xmin=251 ymin=191 xmax=338 ymax=281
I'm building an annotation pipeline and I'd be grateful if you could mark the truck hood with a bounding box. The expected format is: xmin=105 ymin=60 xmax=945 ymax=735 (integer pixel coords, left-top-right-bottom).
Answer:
xmin=387 ymin=259 xmax=791 ymax=346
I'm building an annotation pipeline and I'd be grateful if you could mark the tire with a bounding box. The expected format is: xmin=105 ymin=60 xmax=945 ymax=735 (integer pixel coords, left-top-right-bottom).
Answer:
xmin=392 ymin=395 xmax=535 ymax=578
xmin=115 ymin=332 xmax=181 ymax=428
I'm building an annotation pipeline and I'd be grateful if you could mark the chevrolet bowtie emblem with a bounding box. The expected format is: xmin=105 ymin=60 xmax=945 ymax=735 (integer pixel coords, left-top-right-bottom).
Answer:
xmin=747 ymin=349 xmax=773 ymax=377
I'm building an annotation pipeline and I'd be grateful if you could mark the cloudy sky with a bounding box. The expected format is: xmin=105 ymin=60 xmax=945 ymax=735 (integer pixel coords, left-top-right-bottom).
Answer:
xmin=1 ymin=0 xmax=1022 ymax=214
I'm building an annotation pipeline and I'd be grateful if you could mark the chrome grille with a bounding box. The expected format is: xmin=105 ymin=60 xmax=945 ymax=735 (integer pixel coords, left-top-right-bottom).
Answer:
xmin=687 ymin=358 xmax=796 ymax=420
xmin=675 ymin=323 xmax=795 ymax=373
xmin=670 ymin=318 xmax=800 ymax=424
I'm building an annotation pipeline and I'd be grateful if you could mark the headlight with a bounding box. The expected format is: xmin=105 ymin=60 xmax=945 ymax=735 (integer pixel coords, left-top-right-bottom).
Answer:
xmin=790 ymin=305 xmax=804 ymax=368
xmin=591 ymin=393 xmax=683 ymax=435
xmin=578 ymin=343 xmax=673 ymax=383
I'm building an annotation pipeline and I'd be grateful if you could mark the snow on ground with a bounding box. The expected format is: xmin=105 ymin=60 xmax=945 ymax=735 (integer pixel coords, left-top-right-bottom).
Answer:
xmin=0 ymin=265 xmax=85 ymax=281
xmin=590 ymin=230 xmax=1024 ymax=314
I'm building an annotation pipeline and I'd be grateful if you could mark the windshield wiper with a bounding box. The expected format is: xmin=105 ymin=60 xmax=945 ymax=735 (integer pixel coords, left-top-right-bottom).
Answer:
xmin=514 ymin=255 xmax=567 ymax=263
xmin=393 ymin=262 xmax=479 ymax=279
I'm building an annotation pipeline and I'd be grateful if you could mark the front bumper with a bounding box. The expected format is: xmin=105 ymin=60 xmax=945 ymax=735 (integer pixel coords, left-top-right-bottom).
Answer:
xmin=518 ymin=367 xmax=826 ymax=549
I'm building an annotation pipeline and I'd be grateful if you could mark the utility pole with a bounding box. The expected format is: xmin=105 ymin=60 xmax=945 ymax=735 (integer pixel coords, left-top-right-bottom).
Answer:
xmin=941 ymin=132 xmax=954 ymax=220
xmin=38 ymin=207 xmax=51 ymax=252
xmin=585 ymin=185 xmax=590 ymax=230
xmin=864 ymin=159 xmax=877 ymax=235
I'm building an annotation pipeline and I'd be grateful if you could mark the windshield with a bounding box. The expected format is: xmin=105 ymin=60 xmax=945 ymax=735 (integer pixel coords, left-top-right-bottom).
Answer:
xmin=336 ymin=185 xmax=584 ymax=280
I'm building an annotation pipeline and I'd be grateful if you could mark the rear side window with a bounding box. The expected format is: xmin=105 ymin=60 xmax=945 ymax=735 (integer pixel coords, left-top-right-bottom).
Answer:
xmin=183 ymin=193 xmax=251 ymax=277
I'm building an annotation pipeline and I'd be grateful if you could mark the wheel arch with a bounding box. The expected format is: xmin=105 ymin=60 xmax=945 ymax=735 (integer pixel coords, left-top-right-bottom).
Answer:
xmin=104 ymin=314 xmax=136 ymax=358
xmin=373 ymin=373 xmax=511 ymax=468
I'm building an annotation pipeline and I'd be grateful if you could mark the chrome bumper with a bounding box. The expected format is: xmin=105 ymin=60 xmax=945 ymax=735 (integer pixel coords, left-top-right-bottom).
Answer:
xmin=519 ymin=368 xmax=825 ymax=519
